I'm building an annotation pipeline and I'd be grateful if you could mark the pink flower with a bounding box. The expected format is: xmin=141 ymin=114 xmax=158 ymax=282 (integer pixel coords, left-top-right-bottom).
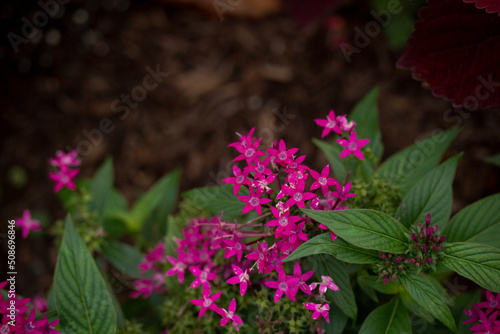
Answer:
xmin=130 ymin=273 xmax=165 ymax=299
xmin=265 ymin=206 xmax=302 ymax=239
xmin=48 ymin=166 xmax=79 ymax=192
xmin=336 ymin=131 xmax=370 ymax=160
xmin=18 ymin=308 xmax=48 ymax=334
xmin=220 ymin=299 xmax=243 ymax=331
xmin=223 ymin=237 xmax=247 ymax=262
xmin=166 ymin=256 xmax=187 ymax=283
xmin=264 ymin=266 xmax=300 ymax=302
xmin=226 ymin=265 xmax=250 ymax=296
xmin=49 ymin=150 xmax=80 ymax=167
xmin=319 ymin=276 xmax=339 ymax=294
xmin=336 ymin=115 xmax=356 ymax=132
xmin=309 ymin=165 xmax=338 ymax=197
xmin=190 ymin=288 xmax=223 ymax=318
xmin=237 ymin=187 xmax=272 ymax=215
xmin=189 ymin=263 xmax=217 ymax=289
xmin=263 ymin=247 xmax=287 ymax=274
xmin=478 ymin=291 xmax=500 ymax=314
xmin=303 ymin=303 xmax=330 ymax=323
xmin=139 ymin=242 xmax=166 ymax=273
xmin=267 ymin=139 xmax=299 ymax=165
xmin=223 ymin=165 xmax=251 ymax=196
xmin=233 ymin=138 xmax=265 ymax=165
xmin=229 ymin=128 xmax=257 ymax=148
xmin=244 ymin=156 xmax=272 ymax=178
xmin=291 ymin=262 xmax=314 ymax=295
xmin=33 ymin=296 xmax=48 ymax=313
xmin=470 ymin=309 xmax=500 ymax=333
xmin=15 ymin=210 xmax=41 ymax=239
xmin=330 ymin=182 xmax=356 ymax=201
xmin=315 ymin=110 xmax=342 ymax=138
xmin=246 ymin=241 xmax=269 ymax=274
xmin=38 ymin=315 xmax=61 ymax=334
xmin=282 ymin=179 xmax=316 ymax=209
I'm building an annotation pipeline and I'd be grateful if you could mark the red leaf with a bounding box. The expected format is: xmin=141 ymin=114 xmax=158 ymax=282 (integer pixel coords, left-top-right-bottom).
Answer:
xmin=463 ymin=0 xmax=500 ymax=15
xmin=397 ymin=0 xmax=500 ymax=110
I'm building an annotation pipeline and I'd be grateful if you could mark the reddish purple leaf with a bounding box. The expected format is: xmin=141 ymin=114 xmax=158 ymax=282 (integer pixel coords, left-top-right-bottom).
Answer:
xmin=463 ymin=0 xmax=500 ymax=15
xmin=397 ymin=0 xmax=500 ymax=110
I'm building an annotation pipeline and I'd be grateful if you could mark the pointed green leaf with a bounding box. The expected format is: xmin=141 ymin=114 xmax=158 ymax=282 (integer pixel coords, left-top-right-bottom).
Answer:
xmin=308 ymin=255 xmax=357 ymax=319
xmin=485 ymin=152 xmax=500 ymax=167
xmin=357 ymin=272 xmax=379 ymax=302
xmin=359 ymin=297 xmax=411 ymax=334
xmin=182 ymin=185 xmax=248 ymax=219
xmin=302 ymin=209 xmax=409 ymax=253
xmin=399 ymin=272 xmax=457 ymax=332
xmin=128 ymin=169 xmax=181 ymax=233
xmin=285 ymin=233 xmax=380 ymax=264
xmin=396 ymin=154 xmax=461 ymax=229
xmin=400 ymin=288 xmax=435 ymax=323
xmin=53 ymin=215 xmax=117 ymax=334
xmin=100 ymin=241 xmax=143 ymax=279
xmin=377 ymin=128 xmax=460 ymax=193
xmin=444 ymin=194 xmax=500 ymax=247
xmin=441 ymin=242 xmax=500 ymax=293
xmin=90 ymin=157 xmax=114 ymax=223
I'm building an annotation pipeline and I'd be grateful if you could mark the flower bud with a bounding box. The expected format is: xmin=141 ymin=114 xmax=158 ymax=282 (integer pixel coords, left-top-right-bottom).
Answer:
xmin=425 ymin=214 xmax=431 ymax=227
xmin=383 ymin=277 xmax=390 ymax=284
xmin=380 ymin=253 xmax=386 ymax=259
xmin=439 ymin=236 xmax=446 ymax=244
xmin=411 ymin=233 xmax=417 ymax=242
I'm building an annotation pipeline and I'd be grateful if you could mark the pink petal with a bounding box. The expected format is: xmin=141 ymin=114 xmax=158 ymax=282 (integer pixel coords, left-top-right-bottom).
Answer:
xmin=228 ymin=299 xmax=237 ymax=313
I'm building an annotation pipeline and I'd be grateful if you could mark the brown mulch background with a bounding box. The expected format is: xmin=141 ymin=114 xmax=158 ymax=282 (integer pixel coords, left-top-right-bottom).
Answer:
xmin=1 ymin=0 xmax=499 ymax=300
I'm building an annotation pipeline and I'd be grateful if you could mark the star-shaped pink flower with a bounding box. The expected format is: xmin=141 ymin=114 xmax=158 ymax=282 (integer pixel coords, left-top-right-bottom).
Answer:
xmin=223 ymin=165 xmax=251 ymax=196
xmin=220 ymin=299 xmax=243 ymax=331
xmin=190 ymin=288 xmax=223 ymax=318
xmin=265 ymin=206 xmax=302 ymax=239
xmin=336 ymin=131 xmax=370 ymax=160
xmin=223 ymin=237 xmax=247 ymax=262
xmin=309 ymin=165 xmax=339 ymax=197
xmin=330 ymin=182 xmax=356 ymax=201
xmin=226 ymin=265 xmax=250 ymax=296
xmin=49 ymin=150 xmax=80 ymax=167
xmin=15 ymin=210 xmax=41 ymax=239
xmin=264 ymin=266 xmax=300 ymax=302
xmin=478 ymin=291 xmax=500 ymax=314
xmin=267 ymin=139 xmax=299 ymax=165
xmin=318 ymin=275 xmax=339 ymax=294
xmin=166 ymin=255 xmax=187 ymax=283
xmin=237 ymin=187 xmax=271 ymax=215
xmin=283 ymin=179 xmax=316 ymax=209
xmin=303 ymin=302 xmax=330 ymax=323
xmin=315 ymin=110 xmax=342 ymax=138
xmin=291 ymin=262 xmax=314 ymax=295
xmin=48 ymin=166 xmax=79 ymax=192
xmin=189 ymin=263 xmax=217 ymax=289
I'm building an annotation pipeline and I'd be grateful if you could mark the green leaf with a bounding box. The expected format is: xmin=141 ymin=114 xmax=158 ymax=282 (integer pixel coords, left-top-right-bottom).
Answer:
xmin=100 ymin=241 xmax=143 ymax=279
xmin=395 ymin=154 xmax=461 ymax=229
xmin=377 ymin=127 xmax=460 ymax=193
xmin=302 ymin=209 xmax=409 ymax=253
xmin=89 ymin=157 xmax=114 ymax=223
xmin=141 ymin=169 xmax=181 ymax=242
xmin=485 ymin=152 xmax=500 ymax=167
xmin=128 ymin=169 xmax=181 ymax=233
xmin=308 ymin=255 xmax=357 ymax=319
xmin=182 ymin=185 xmax=248 ymax=220
xmin=359 ymin=297 xmax=411 ymax=334
xmin=400 ymin=288 xmax=435 ymax=323
xmin=322 ymin=303 xmax=348 ymax=334
xmin=441 ymin=242 xmax=500 ymax=293
xmin=285 ymin=233 xmax=380 ymax=264
xmin=313 ymin=138 xmax=351 ymax=182
xmin=357 ymin=275 xmax=400 ymax=295
xmin=53 ymin=215 xmax=117 ymax=334
xmin=399 ymin=272 xmax=457 ymax=332
xmin=357 ymin=272 xmax=379 ymax=302
xmin=444 ymin=194 xmax=500 ymax=248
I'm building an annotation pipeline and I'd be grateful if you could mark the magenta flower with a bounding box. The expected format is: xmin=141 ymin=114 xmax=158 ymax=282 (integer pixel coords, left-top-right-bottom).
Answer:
xmin=39 ymin=315 xmax=61 ymax=334
xmin=226 ymin=265 xmax=250 ymax=296
xmin=470 ymin=310 xmax=500 ymax=333
xmin=309 ymin=165 xmax=339 ymax=197
xmin=189 ymin=263 xmax=217 ymax=289
xmin=223 ymin=165 xmax=251 ymax=196
xmin=303 ymin=302 xmax=330 ymax=323
xmin=15 ymin=210 xmax=41 ymax=239
xmin=337 ymin=114 xmax=356 ymax=132
xmin=138 ymin=242 xmax=166 ymax=273
xmin=220 ymin=299 xmax=243 ymax=331
xmin=246 ymin=241 xmax=269 ymax=274
xmin=19 ymin=309 xmax=48 ymax=334
xmin=49 ymin=150 xmax=80 ymax=167
xmin=190 ymin=288 xmax=223 ymax=318
xmin=33 ymin=296 xmax=48 ymax=313
xmin=252 ymin=174 xmax=277 ymax=195
xmin=291 ymin=262 xmax=315 ymax=295
xmin=130 ymin=273 xmax=165 ymax=299
xmin=315 ymin=110 xmax=342 ymax=138
xmin=336 ymin=131 xmax=370 ymax=160
xmin=244 ymin=156 xmax=272 ymax=178
xmin=229 ymin=128 xmax=257 ymax=148
xmin=264 ymin=266 xmax=300 ymax=302
xmin=237 ymin=187 xmax=271 ymax=215
xmin=48 ymin=166 xmax=79 ymax=192
xmin=263 ymin=247 xmax=287 ymax=274
xmin=463 ymin=302 xmax=481 ymax=324
xmin=265 ymin=206 xmax=302 ymax=239
xmin=233 ymin=138 xmax=265 ymax=165
xmin=282 ymin=180 xmax=317 ymax=209
xmin=319 ymin=275 xmax=339 ymax=294
xmin=267 ymin=139 xmax=299 ymax=165
xmin=478 ymin=291 xmax=500 ymax=314
xmin=166 ymin=255 xmax=187 ymax=283
xmin=223 ymin=237 xmax=247 ymax=262
xmin=330 ymin=182 xmax=356 ymax=201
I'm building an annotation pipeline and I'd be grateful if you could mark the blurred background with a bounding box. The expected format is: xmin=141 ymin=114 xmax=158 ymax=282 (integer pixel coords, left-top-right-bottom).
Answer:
xmin=1 ymin=0 xmax=499 ymax=303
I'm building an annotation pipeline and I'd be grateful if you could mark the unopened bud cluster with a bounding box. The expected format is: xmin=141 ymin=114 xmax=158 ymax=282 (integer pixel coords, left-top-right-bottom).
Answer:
xmin=376 ymin=213 xmax=446 ymax=283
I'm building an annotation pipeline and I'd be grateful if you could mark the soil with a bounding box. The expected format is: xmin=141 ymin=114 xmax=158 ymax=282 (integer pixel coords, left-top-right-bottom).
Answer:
xmin=1 ymin=0 xmax=499 ymax=301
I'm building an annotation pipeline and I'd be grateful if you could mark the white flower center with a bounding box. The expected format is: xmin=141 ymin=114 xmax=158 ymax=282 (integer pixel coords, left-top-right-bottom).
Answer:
xmin=279 ymin=282 xmax=288 ymax=291
xmin=293 ymin=193 xmax=303 ymax=202
xmin=348 ymin=142 xmax=357 ymax=150
xmin=245 ymin=148 xmax=255 ymax=157
xmin=279 ymin=217 xmax=288 ymax=227
xmin=236 ymin=175 xmax=245 ymax=184
xmin=250 ymin=197 xmax=260 ymax=206
xmin=200 ymin=272 xmax=208 ymax=281
xmin=203 ymin=299 xmax=212 ymax=307
xmin=318 ymin=177 xmax=327 ymax=186
xmin=278 ymin=152 xmax=287 ymax=160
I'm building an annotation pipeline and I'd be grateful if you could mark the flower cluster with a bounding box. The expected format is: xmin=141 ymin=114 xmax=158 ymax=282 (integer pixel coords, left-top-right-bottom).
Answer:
xmin=0 ymin=282 xmax=60 ymax=334
xmin=463 ymin=291 xmax=500 ymax=334
xmin=314 ymin=110 xmax=370 ymax=160
xmin=131 ymin=242 xmax=167 ymax=299
xmin=15 ymin=210 xmax=41 ymax=239
xmin=376 ymin=214 xmax=446 ymax=283
xmin=132 ymin=124 xmax=363 ymax=330
xmin=48 ymin=150 xmax=80 ymax=193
